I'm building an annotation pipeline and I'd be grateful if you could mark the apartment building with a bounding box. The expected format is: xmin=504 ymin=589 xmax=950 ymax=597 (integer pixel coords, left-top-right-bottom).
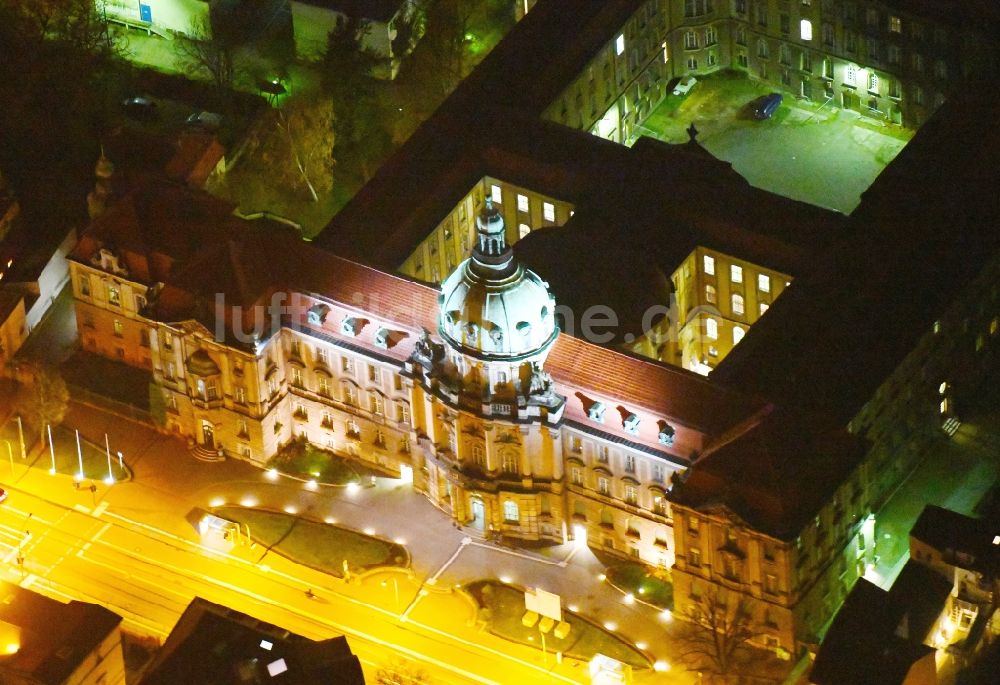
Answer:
xmin=523 ymin=0 xmax=996 ymax=138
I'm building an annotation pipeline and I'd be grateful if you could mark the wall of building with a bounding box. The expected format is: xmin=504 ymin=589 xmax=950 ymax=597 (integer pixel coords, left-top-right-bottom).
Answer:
xmin=398 ymin=176 xmax=574 ymax=284
xmin=98 ymin=0 xmax=211 ymax=37
xmin=0 ymin=295 xmax=27 ymax=371
xmin=72 ymin=258 xmax=152 ymax=368
xmin=628 ymin=246 xmax=791 ymax=373
xmin=528 ymin=0 xmax=982 ymax=137
xmin=65 ymin=624 xmax=127 ymax=685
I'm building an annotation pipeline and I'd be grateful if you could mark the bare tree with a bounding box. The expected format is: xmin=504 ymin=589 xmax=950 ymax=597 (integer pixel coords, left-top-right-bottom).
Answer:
xmin=244 ymin=95 xmax=336 ymax=202
xmin=14 ymin=365 xmax=69 ymax=449
xmin=676 ymin=586 xmax=760 ymax=680
xmin=175 ymin=14 xmax=242 ymax=106
xmin=423 ymin=0 xmax=475 ymax=96
xmin=376 ymin=659 xmax=433 ymax=684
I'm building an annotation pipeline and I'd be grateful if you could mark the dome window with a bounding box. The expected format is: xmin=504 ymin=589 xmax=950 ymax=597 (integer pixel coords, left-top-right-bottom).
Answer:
xmin=658 ymin=423 xmax=676 ymax=446
xmin=341 ymin=316 xmax=361 ymax=337
xmin=465 ymin=322 xmax=480 ymax=341
xmin=307 ymin=303 xmax=330 ymax=325
xmin=516 ymin=321 xmax=532 ymax=337
xmin=588 ymin=401 xmax=606 ymax=423
xmin=374 ymin=327 xmax=390 ymax=349
xmin=541 ymin=305 xmax=549 ymax=319
xmin=489 ymin=327 xmax=504 ymax=345
xmin=623 ymin=413 xmax=640 ymax=434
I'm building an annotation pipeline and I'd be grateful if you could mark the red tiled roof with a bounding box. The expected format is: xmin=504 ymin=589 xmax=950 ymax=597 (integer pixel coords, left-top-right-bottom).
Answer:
xmin=547 ymin=334 xmax=764 ymax=437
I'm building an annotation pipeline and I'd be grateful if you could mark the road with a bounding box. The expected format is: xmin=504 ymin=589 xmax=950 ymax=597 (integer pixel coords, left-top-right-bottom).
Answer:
xmin=0 ymin=484 xmax=587 ymax=685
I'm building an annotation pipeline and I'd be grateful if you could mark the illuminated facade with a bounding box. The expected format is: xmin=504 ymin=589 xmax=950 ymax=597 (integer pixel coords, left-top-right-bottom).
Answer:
xmin=397 ymin=177 xmax=574 ymax=285
xmin=71 ymin=191 xmax=763 ymax=568
xmin=629 ymin=246 xmax=791 ymax=374
xmin=520 ymin=0 xmax=993 ymax=138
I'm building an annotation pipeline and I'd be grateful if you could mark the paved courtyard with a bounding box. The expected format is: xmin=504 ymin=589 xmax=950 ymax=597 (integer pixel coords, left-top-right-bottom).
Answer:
xmin=638 ymin=71 xmax=913 ymax=214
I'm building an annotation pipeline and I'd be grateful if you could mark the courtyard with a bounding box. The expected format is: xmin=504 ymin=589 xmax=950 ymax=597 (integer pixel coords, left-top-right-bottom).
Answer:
xmin=636 ymin=70 xmax=914 ymax=214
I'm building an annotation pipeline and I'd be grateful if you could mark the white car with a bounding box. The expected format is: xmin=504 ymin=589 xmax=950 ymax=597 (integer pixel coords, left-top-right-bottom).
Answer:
xmin=0 ymin=488 xmax=7 ymax=503
xmin=673 ymin=75 xmax=698 ymax=96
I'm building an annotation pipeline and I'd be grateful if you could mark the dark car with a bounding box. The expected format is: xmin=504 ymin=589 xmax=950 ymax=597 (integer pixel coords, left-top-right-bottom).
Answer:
xmin=122 ymin=96 xmax=158 ymax=120
xmin=753 ymin=93 xmax=783 ymax=120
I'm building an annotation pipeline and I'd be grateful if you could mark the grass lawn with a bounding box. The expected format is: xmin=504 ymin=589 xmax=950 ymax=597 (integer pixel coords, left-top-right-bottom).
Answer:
xmin=215 ymin=506 xmax=407 ymax=577
xmin=606 ymin=562 xmax=673 ymax=610
xmin=466 ymin=580 xmax=651 ymax=669
xmin=266 ymin=436 xmax=362 ymax=485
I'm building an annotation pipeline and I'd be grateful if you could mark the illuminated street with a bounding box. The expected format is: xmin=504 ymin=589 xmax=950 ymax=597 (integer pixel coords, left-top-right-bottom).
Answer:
xmin=0 ymin=401 xmax=709 ymax=684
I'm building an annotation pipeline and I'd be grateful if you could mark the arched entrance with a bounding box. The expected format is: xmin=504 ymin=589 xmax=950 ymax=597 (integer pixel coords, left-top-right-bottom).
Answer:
xmin=469 ymin=496 xmax=485 ymax=531
xmin=201 ymin=420 xmax=215 ymax=448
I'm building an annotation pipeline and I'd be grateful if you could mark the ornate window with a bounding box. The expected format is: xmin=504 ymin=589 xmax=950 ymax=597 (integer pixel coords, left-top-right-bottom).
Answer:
xmin=472 ymin=443 xmax=486 ymax=467
xmin=732 ymin=293 xmax=745 ymax=316
xmin=504 ymin=500 xmax=520 ymax=522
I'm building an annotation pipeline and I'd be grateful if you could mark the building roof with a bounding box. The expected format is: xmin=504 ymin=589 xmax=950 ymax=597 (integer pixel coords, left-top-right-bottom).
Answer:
xmin=71 ymin=179 xmax=238 ymax=285
xmin=809 ymin=571 xmax=944 ymax=685
xmin=140 ymin=597 xmax=364 ymax=685
xmin=319 ymin=106 xmax=842 ymax=281
xmin=910 ymin=504 xmax=1000 ymax=576
xmin=667 ymin=405 xmax=868 ymax=540
xmin=0 ymin=583 xmax=122 ymax=685
xmin=713 ymin=78 xmax=1000 ymax=426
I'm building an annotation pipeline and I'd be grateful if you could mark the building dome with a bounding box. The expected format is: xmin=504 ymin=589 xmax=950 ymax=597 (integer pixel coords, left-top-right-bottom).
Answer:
xmin=438 ymin=199 xmax=557 ymax=360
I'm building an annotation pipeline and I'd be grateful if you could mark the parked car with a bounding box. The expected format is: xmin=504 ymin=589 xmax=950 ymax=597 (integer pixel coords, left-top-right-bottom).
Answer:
xmin=673 ymin=75 xmax=698 ymax=96
xmin=0 ymin=487 xmax=7 ymax=503
xmin=753 ymin=92 xmax=783 ymax=119
xmin=186 ymin=111 xmax=222 ymax=131
xmin=122 ymin=96 xmax=158 ymax=120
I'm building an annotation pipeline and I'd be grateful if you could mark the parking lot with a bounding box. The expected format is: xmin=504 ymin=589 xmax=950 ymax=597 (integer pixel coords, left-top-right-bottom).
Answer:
xmin=636 ymin=71 xmax=914 ymax=214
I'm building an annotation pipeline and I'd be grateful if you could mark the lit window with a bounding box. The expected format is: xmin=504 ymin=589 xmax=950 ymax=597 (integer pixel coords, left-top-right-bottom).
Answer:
xmin=518 ymin=223 xmax=530 ymax=238
xmin=490 ymin=184 xmax=502 ymax=204
xmin=543 ymin=202 xmax=555 ymax=222
xmin=733 ymin=326 xmax=745 ymax=345
xmin=889 ymin=16 xmax=902 ymax=33
xmin=940 ymin=398 xmax=949 ymax=415
xmin=705 ymin=284 xmax=717 ymax=304
xmin=517 ymin=194 xmax=529 ymax=212
xmin=107 ymin=285 xmax=121 ymax=307
xmin=504 ymin=500 xmax=519 ymax=522
xmin=760 ymin=302 xmax=770 ymax=316
xmin=706 ymin=318 xmax=718 ymax=340
xmin=758 ymin=274 xmax=771 ymax=293
xmin=730 ymin=265 xmax=743 ymax=283
xmin=703 ymin=254 xmax=715 ymax=275
xmin=846 ymin=64 xmax=856 ymax=84
xmin=939 ymin=382 xmax=948 ymax=395
xmin=800 ymin=19 xmax=812 ymax=42
xmin=616 ymin=34 xmax=625 ymax=56
xmin=732 ymin=293 xmax=745 ymax=315
xmin=868 ymin=71 xmax=879 ymax=92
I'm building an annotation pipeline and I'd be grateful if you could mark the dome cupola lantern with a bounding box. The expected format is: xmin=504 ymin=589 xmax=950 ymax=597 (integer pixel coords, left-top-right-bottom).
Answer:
xmin=438 ymin=199 xmax=558 ymax=362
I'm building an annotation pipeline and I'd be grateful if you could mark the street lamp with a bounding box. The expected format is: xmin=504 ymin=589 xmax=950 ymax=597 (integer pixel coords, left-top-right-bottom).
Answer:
xmin=104 ymin=434 xmax=115 ymax=485
xmin=2 ymin=440 xmax=13 ymax=476
xmin=47 ymin=424 xmax=56 ymax=474
xmin=74 ymin=430 xmax=84 ymax=481
xmin=15 ymin=415 xmax=25 ymax=459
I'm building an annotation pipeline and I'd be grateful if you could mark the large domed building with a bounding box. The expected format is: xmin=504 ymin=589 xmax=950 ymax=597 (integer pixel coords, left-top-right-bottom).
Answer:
xmin=406 ymin=200 xmax=567 ymax=536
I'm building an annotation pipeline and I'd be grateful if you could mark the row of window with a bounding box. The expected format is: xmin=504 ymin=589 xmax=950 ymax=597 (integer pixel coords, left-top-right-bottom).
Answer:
xmin=702 ymin=254 xmax=773 ymax=292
